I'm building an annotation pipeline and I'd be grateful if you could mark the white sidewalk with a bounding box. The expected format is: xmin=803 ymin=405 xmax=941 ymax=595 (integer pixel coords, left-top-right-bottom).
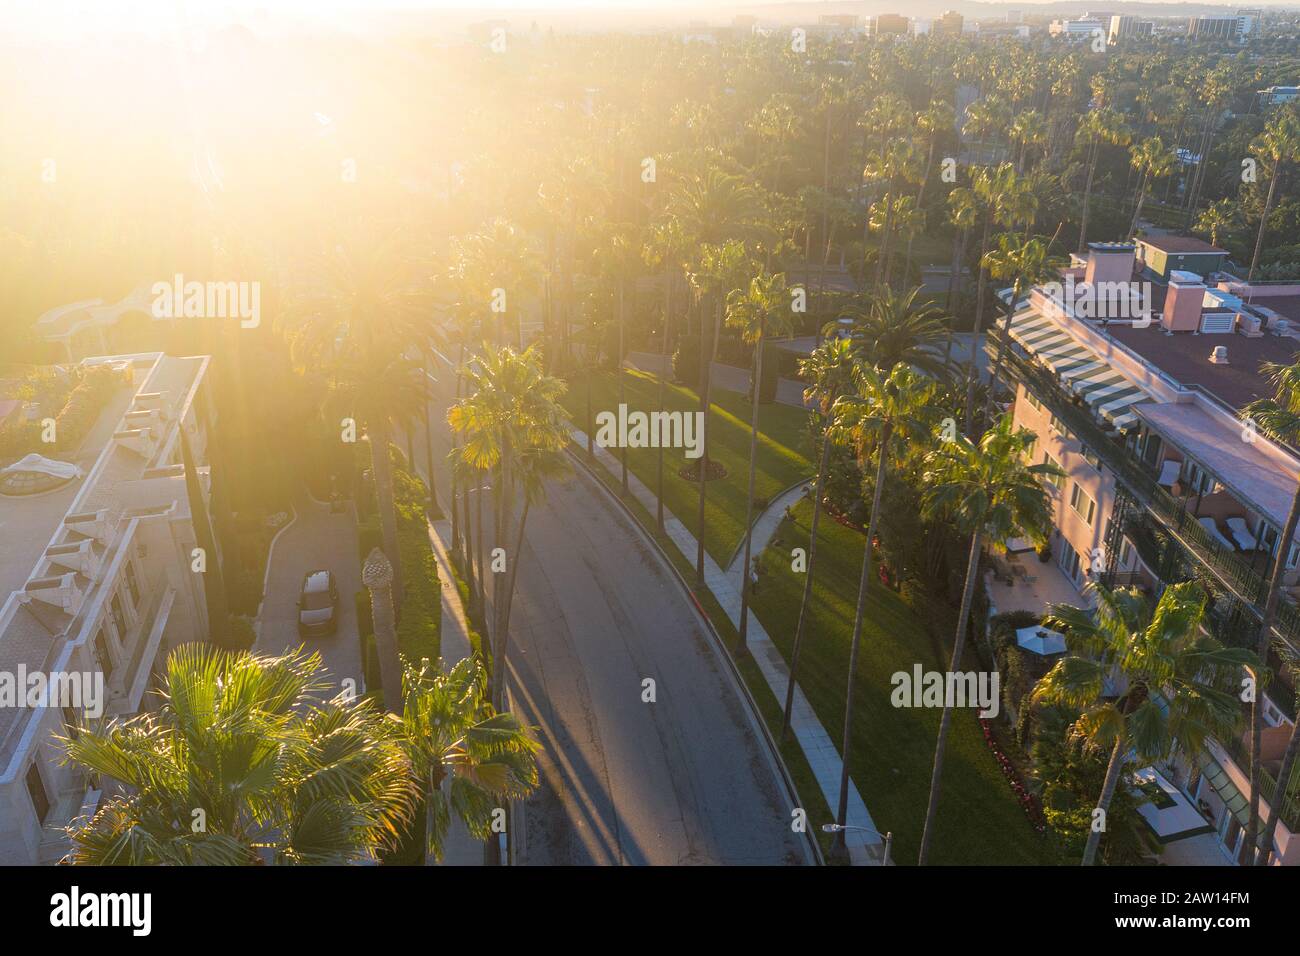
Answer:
xmin=571 ymin=425 xmax=885 ymax=865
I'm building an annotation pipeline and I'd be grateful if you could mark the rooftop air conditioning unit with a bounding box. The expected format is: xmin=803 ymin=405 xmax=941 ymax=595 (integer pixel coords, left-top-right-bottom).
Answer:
xmin=1199 ymin=312 xmax=1234 ymax=334
xmin=1272 ymin=319 xmax=1291 ymax=337
xmin=1209 ymin=345 xmax=1230 ymax=365
xmin=1237 ymin=313 xmax=1264 ymax=337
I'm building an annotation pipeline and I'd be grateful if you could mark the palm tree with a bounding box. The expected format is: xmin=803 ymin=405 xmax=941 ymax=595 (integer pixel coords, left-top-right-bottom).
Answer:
xmin=1241 ymin=357 xmax=1300 ymax=862
xmin=59 ymin=644 xmax=415 ymax=864
xmin=644 ymin=218 xmax=686 ymax=531
xmin=827 ymin=363 xmax=939 ymax=858
xmin=1127 ymin=136 xmax=1177 ymax=237
xmin=837 ymin=285 xmax=952 ymax=379
xmin=397 ymin=655 xmax=539 ymax=863
xmin=669 ymin=170 xmax=765 ymax=585
xmin=945 ymin=186 xmax=979 ymax=364
xmin=1009 ymin=109 xmax=1047 ymax=172
xmin=447 ymin=345 xmax=569 ymax=708
xmin=1037 ymin=582 xmax=1254 ymax=865
xmin=964 ymin=163 xmax=1018 ymax=434
xmin=295 ymin=231 xmax=435 ymax=613
xmin=862 ymin=138 xmax=920 ymax=288
xmin=781 ymin=338 xmax=857 ymax=740
xmin=981 ymin=233 xmax=1064 ymax=420
xmin=726 ymin=269 xmax=793 ymax=652
xmin=1075 ymin=109 xmax=1132 ymax=254
xmin=364 ymin=547 xmax=405 ymax=714
xmin=916 ymin=414 xmax=1059 ymax=864
xmin=1247 ymin=108 xmax=1300 ymax=282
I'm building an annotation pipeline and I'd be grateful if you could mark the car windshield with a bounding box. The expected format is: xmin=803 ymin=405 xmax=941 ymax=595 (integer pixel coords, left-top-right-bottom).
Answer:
xmin=301 ymin=587 xmax=332 ymax=611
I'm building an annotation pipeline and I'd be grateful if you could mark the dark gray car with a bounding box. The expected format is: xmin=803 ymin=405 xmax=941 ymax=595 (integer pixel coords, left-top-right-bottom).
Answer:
xmin=297 ymin=569 xmax=339 ymax=637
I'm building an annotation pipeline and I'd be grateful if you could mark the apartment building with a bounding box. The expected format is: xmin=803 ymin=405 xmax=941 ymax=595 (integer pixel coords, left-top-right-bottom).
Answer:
xmin=0 ymin=350 xmax=217 ymax=863
xmin=998 ymin=241 xmax=1300 ymax=864
xmin=1049 ymin=18 xmax=1105 ymax=41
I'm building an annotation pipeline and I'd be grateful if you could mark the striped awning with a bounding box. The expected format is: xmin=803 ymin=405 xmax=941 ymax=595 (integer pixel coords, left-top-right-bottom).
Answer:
xmin=1007 ymin=310 xmax=1152 ymax=431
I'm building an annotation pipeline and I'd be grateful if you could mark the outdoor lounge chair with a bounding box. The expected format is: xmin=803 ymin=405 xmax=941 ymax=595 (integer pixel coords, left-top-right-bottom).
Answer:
xmin=1198 ymin=517 xmax=1236 ymax=551
xmin=1226 ymin=517 xmax=1260 ymax=551
xmin=1157 ymin=460 xmax=1181 ymax=488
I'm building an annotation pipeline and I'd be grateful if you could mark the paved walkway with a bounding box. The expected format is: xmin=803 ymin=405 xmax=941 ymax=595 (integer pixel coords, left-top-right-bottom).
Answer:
xmin=571 ymin=425 xmax=885 ymax=864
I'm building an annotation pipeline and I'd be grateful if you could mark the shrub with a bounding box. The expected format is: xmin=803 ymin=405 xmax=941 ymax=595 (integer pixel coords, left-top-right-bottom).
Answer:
xmin=226 ymin=615 xmax=256 ymax=651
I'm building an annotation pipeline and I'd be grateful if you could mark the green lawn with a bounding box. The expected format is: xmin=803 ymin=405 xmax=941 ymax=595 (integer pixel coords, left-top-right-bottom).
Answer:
xmin=561 ymin=368 xmax=814 ymax=564
xmin=751 ymin=499 xmax=1060 ymax=866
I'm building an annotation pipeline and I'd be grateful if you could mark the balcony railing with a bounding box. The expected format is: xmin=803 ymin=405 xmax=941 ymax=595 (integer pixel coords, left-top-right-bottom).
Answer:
xmin=1221 ymin=731 xmax=1300 ymax=835
xmin=997 ymin=334 xmax=1300 ymax=652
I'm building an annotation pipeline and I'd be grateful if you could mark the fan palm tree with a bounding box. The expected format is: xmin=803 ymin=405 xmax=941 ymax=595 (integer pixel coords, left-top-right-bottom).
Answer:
xmin=981 ymin=233 xmax=1064 ymax=420
xmin=447 ymin=345 xmax=569 ymax=708
xmin=1127 ymin=136 xmax=1177 ymax=236
xmin=59 ymin=644 xmax=415 ymax=865
xmin=1075 ymin=109 xmax=1132 ymax=254
xmin=1037 ymin=582 xmax=1255 ymax=866
xmin=1195 ymin=199 xmax=1236 ymax=250
xmin=644 ymin=218 xmax=686 ymax=531
xmin=1242 ymin=356 xmax=1300 ymax=862
xmin=781 ymin=338 xmax=858 ymax=740
xmin=1009 ymin=109 xmax=1047 ymax=172
xmin=916 ymin=414 xmax=1059 ymax=864
xmin=397 ymin=655 xmax=539 ymax=863
xmin=726 ymin=269 xmax=793 ymax=652
xmin=826 ymin=363 xmax=939 ymax=858
xmin=1247 ymin=108 xmax=1300 ymax=282
xmin=945 ymin=186 xmax=979 ymax=364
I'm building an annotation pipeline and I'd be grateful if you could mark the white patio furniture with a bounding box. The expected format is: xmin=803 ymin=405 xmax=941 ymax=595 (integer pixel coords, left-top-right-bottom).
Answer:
xmin=1225 ymin=517 xmax=1259 ymax=551
xmin=1198 ymin=517 xmax=1235 ymax=551
xmin=1157 ymin=459 xmax=1181 ymax=488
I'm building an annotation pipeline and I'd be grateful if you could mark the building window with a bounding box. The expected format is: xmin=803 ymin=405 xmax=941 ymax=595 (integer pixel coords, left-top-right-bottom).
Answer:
xmin=26 ymin=763 xmax=50 ymax=823
xmin=1043 ymin=451 xmax=1066 ymax=490
xmin=125 ymin=561 xmax=141 ymax=608
xmin=1080 ymin=444 xmax=1101 ymax=471
xmin=1027 ymin=392 xmax=1043 ymax=412
xmin=1061 ymin=544 xmax=1084 ymax=585
xmin=94 ymin=628 xmax=114 ymax=680
xmin=111 ymin=594 xmax=128 ymax=640
xmin=1024 ymin=435 xmax=1038 ymax=460
xmin=1182 ymin=460 xmax=1216 ymax=496
xmin=1070 ymin=483 xmax=1096 ymax=525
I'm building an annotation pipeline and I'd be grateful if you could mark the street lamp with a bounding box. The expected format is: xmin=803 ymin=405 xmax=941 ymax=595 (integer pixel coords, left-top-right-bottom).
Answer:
xmin=821 ymin=823 xmax=892 ymax=866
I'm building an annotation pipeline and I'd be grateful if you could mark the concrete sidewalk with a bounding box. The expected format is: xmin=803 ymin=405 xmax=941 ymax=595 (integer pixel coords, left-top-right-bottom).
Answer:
xmin=570 ymin=425 xmax=885 ymax=865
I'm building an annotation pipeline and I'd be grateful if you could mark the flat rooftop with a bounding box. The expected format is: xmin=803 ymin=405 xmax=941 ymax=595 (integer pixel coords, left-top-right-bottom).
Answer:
xmin=1105 ymin=322 xmax=1300 ymax=410
xmin=1138 ymin=235 xmax=1227 ymax=256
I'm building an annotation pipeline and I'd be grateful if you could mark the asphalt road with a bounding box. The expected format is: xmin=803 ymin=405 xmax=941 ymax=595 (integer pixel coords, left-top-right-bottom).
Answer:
xmin=417 ymin=358 xmax=813 ymax=866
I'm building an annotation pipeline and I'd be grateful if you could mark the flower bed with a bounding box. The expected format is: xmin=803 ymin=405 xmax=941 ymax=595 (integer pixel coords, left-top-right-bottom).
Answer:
xmin=979 ymin=716 xmax=1047 ymax=834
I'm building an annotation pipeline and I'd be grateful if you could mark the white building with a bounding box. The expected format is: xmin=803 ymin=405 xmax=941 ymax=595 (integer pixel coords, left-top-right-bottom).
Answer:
xmin=0 ymin=350 xmax=218 ymax=864
xmin=1049 ymin=18 xmax=1105 ymax=41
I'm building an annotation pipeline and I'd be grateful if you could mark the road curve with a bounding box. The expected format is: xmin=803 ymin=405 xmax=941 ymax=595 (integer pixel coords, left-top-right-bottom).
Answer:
xmin=417 ymin=357 xmax=812 ymax=866
xmin=502 ymin=462 xmax=812 ymax=866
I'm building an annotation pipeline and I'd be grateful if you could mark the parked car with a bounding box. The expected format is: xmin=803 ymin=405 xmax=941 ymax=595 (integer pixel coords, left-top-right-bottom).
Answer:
xmin=297 ymin=569 xmax=339 ymax=637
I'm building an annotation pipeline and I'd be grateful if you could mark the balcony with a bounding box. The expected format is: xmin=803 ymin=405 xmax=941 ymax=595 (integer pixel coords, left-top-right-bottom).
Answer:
xmin=997 ymin=332 xmax=1300 ymax=654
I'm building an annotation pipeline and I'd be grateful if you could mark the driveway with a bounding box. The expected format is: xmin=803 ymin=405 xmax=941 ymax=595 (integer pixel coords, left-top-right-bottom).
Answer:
xmin=255 ymin=495 xmax=364 ymax=698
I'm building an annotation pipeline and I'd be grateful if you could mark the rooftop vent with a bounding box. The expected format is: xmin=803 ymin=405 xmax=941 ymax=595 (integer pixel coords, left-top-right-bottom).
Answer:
xmin=1209 ymin=345 xmax=1230 ymax=365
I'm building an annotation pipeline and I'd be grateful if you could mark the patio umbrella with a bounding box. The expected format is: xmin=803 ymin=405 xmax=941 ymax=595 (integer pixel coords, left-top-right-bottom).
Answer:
xmin=1016 ymin=626 xmax=1067 ymax=656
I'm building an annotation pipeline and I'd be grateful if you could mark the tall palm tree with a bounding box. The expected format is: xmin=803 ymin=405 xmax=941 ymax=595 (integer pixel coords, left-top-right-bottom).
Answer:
xmin=781 ymin=338 xmax=857 ymax=740
xmin=59 ymin=644 xmax=415 ymax=864
xmin=1009 ymin=109 xmax=1047 ymax=172
xmin=1037 ymin=582 xmax=1254 ymax=865
xmin=644 ymin=218 xmax=686 ymax=531
xmin=1127 ymin=136 xmax=1177 ymax=237
xmin=669 ymin=170 xmax=765 ymax=585
xmin=364 ymin=546 xmax=405 ymax=714
xmin=1247 ymin=108 xmax=1300 ymax=282
xmin=964 ymin=163 xmax=1019 ymax=434
xmin=981 ymin=233 xmax=1064 ymax=420
xmin=1241 ymin=356 xmax=1300 ymax=862
xmin=726 ymin=269 xmax=793 ymax=652
xmin=916 ymin=414 xmax=1059 ymax=864
xmin=1075 ymin=109 xmax=1132 ymax=254
xmin=397 ymin=656 xmax=539 ymax=863
xmin=447 ymin=345 xmax=569 ymax=708
xmin=1195 ymin=199 xmax=1236 ymax=250
xmin=826 ymin=363 xmax=939 ymax=858
xmin=295 ymin=231 xmax=435 ymax=613
xmin=945 ymin=186 xmax=979 ymax=364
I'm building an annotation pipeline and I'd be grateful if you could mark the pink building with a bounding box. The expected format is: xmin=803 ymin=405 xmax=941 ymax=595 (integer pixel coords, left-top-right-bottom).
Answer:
xmin=999 ymin=241 xmax=1300 ymax=864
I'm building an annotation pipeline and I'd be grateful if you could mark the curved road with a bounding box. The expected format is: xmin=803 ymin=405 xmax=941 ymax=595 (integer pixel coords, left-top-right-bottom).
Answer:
xmin=418 ymin=362 xmax=813 ymax=866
